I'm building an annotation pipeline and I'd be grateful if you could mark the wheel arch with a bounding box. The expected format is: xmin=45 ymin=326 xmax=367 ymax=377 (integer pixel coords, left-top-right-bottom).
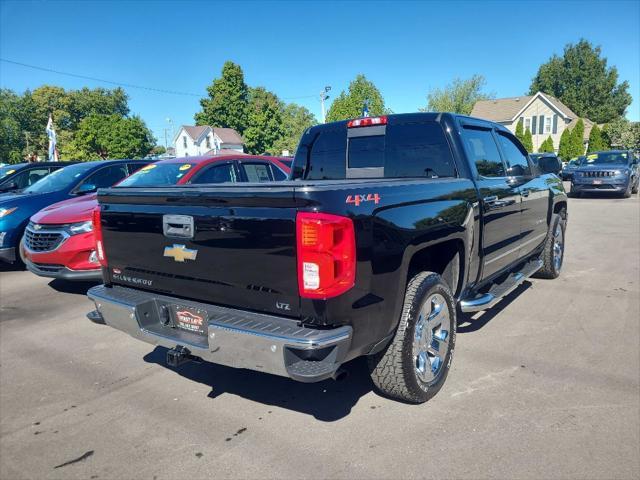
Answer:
xmin=405 ymin=239 xmax=465 ymax=298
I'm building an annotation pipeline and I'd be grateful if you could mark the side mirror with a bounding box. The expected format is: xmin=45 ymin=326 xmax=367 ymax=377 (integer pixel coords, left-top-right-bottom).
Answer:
xmin=0 ymin=181 xmax=17 ymax=192
xmin=76 ymin=183 xmax=97 ymax=195
xmin=538 ymin=156 xmax=562 ymax=175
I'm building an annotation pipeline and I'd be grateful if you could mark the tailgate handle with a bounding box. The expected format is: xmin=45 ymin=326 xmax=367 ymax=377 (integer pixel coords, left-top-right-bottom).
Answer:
xmin=163 ymin=214 xmax=194 ymax=239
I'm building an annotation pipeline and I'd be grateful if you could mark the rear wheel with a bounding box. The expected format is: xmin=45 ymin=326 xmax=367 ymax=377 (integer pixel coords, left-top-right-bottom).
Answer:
xmin=367 ymin=272 xmax=456 ymax=403
xmin=534 ymin=212 xmax=566 ymax=279
xmin=632 ymin=181 xmax=638 ymax=194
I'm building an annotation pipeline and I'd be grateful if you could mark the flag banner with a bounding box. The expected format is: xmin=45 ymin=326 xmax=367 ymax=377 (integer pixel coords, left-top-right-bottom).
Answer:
xmin=362 ymin=101 xmax=370 ymax=118
xmin=46 ymin=114 xmax=58 ymax=161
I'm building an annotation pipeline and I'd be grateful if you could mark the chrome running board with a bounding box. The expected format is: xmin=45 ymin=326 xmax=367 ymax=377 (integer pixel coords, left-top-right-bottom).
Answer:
xmin=459 ymin=259 xmax=543 ymax=313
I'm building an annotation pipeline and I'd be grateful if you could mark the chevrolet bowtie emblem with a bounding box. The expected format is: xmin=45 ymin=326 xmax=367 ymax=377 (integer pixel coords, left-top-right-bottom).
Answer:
xmin=163 ymin=244 xmax=198 ymax=262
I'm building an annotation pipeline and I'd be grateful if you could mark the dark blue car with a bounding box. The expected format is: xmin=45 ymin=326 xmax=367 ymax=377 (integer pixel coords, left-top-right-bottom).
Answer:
xmin=0 ymin=159 xmax=149 ymax=263
xmin=0 ymin=161 xmax=78 ymax=193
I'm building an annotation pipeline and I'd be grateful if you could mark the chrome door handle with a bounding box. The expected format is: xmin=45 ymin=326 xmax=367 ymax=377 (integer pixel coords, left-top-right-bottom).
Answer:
xmin=521 ymin=189 xmax=530 ymax=197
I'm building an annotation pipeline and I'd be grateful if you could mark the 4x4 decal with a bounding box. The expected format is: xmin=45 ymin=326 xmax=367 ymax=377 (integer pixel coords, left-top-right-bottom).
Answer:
xmin=346 ymin=193 xmax=381 ymax=206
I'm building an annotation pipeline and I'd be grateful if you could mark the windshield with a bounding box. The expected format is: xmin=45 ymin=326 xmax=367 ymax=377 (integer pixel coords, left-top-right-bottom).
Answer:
xmin=117 ymin=162 xmax=193 ymax=187
xmin=583 ymin=152 xmax=629 ymax=166
xmin=0 ymin=164 xmax=25 ymax=180
xmin=24 ymin=163 xmax=95 ymax=194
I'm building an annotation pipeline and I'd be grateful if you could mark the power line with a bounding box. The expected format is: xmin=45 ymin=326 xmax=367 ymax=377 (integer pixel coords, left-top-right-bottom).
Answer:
xmin=1 ymin=58 xmax=202 ymax=97
xmin=0 ymin=58 xmax=319 ymax=101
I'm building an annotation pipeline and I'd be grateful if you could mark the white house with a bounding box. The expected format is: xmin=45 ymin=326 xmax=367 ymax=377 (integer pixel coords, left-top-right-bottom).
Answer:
xmin=471 ymin=91 xmax=594 ymax=153
xmin=173 ymin=125 xmax=244 ymax=157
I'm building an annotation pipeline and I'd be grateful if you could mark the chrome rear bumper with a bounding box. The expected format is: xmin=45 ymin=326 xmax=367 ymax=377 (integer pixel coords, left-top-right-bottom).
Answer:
xmin=87 ymin=285 xmax=352 ymax=382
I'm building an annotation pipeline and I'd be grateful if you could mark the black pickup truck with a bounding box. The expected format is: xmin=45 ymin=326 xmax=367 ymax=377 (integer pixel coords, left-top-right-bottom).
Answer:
xmin=87 ymin=113 xmax=567 ymax=403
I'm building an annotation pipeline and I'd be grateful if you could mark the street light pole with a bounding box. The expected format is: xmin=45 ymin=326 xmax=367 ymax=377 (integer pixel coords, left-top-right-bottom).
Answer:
xmin=320 ymin=86 xmax=331 ymax=123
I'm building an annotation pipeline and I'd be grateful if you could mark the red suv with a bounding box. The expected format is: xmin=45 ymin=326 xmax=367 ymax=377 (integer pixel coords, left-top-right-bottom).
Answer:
xmin=23 ymin=154 xmax=291 ymax=281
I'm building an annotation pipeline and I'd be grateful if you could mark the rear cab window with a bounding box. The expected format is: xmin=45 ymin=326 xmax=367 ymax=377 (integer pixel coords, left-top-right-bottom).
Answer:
xmin=295 ymin=116 xmax=457 ymax=180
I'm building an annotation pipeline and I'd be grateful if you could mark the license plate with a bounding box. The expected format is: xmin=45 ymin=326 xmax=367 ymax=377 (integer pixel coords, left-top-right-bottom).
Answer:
xmin=170 ymin=305 xmax=208 ymax=335
xmin=592 ymin=179 xmax=602 ymax=185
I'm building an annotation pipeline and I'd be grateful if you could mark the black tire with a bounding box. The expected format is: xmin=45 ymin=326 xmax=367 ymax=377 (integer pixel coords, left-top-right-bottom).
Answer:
xmin=622 ymin=182 xmax=632 ymax=198
xmin=632 ymin=182 xmax=638 ymax=194
xmin=534 ymin=211 xmax=566 ymax=279
xmin=568 ymin=186 xmax=581 ymax=198
xmin=367 ymin=272 xmax=456 ymax=404
xmin=18 ymin=236 xmax=27 ymax=265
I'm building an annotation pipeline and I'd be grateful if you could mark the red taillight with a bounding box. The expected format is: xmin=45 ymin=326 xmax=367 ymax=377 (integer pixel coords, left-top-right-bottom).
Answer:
xmin=347 ymin=116 xmax=387 ymax=128
xmin=296 ymin=212 xmax=356 ymax=299
xmin=92 ymin=207 xmax=107 ymax=267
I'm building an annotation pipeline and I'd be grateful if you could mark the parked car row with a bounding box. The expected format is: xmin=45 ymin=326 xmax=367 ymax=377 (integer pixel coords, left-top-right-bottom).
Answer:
xmin=0 ymin=155 xmax=291 ymax=279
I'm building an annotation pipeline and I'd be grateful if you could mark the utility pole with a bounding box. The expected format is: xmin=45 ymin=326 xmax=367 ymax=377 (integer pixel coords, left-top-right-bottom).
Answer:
xmin=320 ymin=86 xmax=331 ymax=123
xmin=23 ymin=132 xmax=31 ymax=161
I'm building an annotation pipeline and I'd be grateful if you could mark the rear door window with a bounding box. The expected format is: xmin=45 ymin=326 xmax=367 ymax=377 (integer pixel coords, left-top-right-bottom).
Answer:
xmin=242 ymin=162 xmax=273 ymax=182
xmin=385 ymin=122 xmax=456 ymax=178
xmin=462 ymin=127 xmax=506 ymax=177
xmin=305 ymin=129 xmax=346 ymax=180
xmin=271 ymin=165 xmax=288 ymax=181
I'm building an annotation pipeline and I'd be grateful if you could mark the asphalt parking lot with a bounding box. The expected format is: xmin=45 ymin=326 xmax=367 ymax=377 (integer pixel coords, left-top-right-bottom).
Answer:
xmin=1 ymin=188 xmax=638 ymax=480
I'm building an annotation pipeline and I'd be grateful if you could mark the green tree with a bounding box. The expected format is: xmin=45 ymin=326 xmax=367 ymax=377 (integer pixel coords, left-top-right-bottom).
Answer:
xmin=602 ymin=118 xmax=640 ymax=150
xmin=195 ymin=61 xmax=249 ymax=133
xmin=0 ymin=85 xmax=136 ymax=161
xmin=243 ymin=87 xmax=284 ymax=155
xmin=558 ymin=128 xmax=572 ymax=160
xmin=515 ymin=118 xmax=525 ymax=143
xmin=271 ymin=103 xmax=317 ymax=155
xmin=529 ymin=39 xmax=631 ymax=123
xmin=587 ymin=124 xmax=606 ymax=152
xmin=522 ymin=128 xmax=533 ymax=153
xmin=64 ymin=114 xmax=154 ymax=160
xmin=0 ymin=89 xmax=25 ymax=163
xmin=570 ymin=119 xmax=585 ymax=157
xmin=538 ymin=136 xmax=555 ymax=153
xmin=421 ymin=74 xmax=494 ymax=115
xmin=326 ymin=74 xmax=387 ymax=122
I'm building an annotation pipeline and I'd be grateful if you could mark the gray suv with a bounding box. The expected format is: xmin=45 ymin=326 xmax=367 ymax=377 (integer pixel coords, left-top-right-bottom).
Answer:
xmin=570 ymin=150 xmax=639 ymax=198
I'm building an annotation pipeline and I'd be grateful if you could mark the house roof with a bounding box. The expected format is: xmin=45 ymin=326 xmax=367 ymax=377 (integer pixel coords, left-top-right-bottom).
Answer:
xmin=471 ymin=91 xmax=579 ymax=122
xmin=541 ymin=93 xmax=578 ymax=119
xmin=182 ymin=125 xmax=210 ymax=141
xmin=471 ymin=95 xmax=534 ymax=122
xmin=175 ymin=125 xmax=244 ymax=145
xmin=213 ymin=127 xmax=243 ymax=145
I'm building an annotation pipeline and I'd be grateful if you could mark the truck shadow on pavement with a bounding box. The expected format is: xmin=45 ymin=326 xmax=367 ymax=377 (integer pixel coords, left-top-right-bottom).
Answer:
xmin=457 ymin=281 xmax=532 ymax=333
xmin=143 ymin=348 xmax=375 ymax=422
xmin=47 ymin=279 xmax=100 ymax=296
xmin=141 ymin=281 xmax=534 ymax=421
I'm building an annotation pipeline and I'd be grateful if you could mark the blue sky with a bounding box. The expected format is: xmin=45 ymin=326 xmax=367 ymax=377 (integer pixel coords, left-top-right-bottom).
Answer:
xmin=1 ymin=0 xmax=638 ymax=145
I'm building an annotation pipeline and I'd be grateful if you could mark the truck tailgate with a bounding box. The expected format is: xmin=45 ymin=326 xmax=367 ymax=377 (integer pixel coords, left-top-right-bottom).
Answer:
xmin=98 ymin=185 xmax=301 ymax=317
